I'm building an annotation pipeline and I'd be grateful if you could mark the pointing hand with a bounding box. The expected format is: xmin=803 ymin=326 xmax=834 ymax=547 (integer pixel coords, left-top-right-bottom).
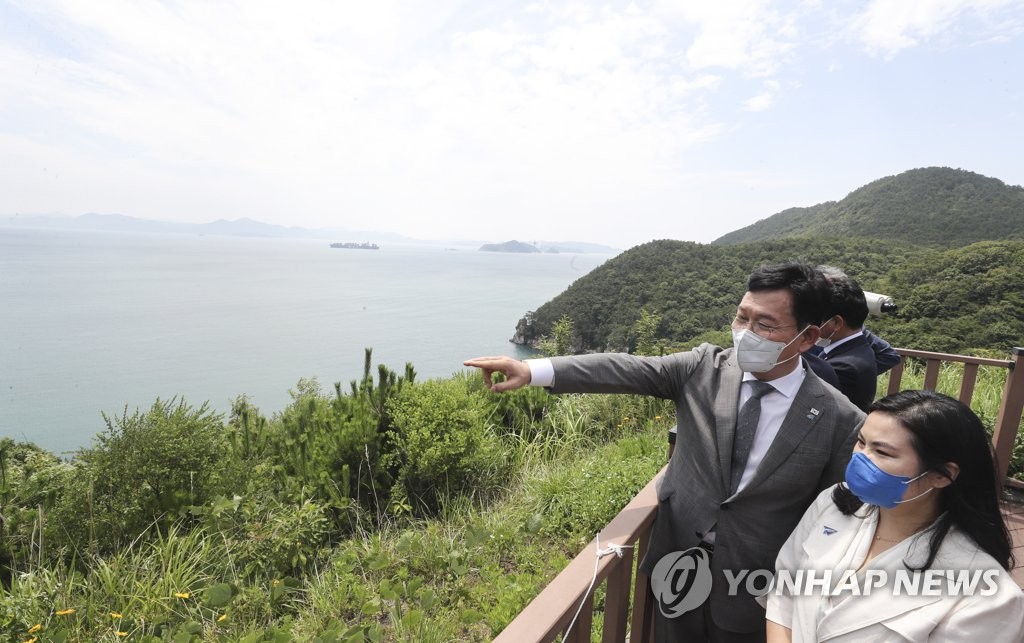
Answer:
xmin=463 ymin=356 xmax=532 ymax=392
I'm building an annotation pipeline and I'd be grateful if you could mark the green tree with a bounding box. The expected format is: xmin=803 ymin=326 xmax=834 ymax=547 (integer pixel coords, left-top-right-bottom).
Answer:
xmin=536 ymin=314 xmax=576 ymax=356
xmin=631 ymin=308 xmax=663 ymax=356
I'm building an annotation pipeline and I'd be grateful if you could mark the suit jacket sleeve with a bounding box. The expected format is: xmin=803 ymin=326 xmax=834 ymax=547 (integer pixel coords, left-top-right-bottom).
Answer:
xmin=819 ymin=412 xmax=861 ymax=492
xmin=547 ymin=346 xmax=706 ymax=398
xmin=864 ymin=329 xmax=900 ymax=375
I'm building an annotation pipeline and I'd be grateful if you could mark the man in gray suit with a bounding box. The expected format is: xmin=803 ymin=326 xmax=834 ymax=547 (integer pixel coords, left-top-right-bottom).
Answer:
xmin=465 ymin=262 xmax=865 ymax=642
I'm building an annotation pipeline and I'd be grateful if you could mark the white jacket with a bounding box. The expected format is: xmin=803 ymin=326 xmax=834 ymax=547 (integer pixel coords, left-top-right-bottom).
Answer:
xmin=765 ymin=485 xmax=1024 ymax=642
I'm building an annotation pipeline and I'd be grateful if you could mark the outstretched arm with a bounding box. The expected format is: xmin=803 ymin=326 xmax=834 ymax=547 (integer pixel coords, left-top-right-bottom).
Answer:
xmin=463 ymin=356 xmax=532 ymax=392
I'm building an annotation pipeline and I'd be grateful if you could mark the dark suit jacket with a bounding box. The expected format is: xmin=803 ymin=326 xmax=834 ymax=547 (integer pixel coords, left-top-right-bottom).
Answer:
xmin=803 ymin=352 xmax=839 ymax=389
xmin=548 ymin=344 xmax=864 ymax=633
xmin=809 ymin=330 xmax=900 ymax=376
xmin=822 ymin=333 xmax=878 ymax=412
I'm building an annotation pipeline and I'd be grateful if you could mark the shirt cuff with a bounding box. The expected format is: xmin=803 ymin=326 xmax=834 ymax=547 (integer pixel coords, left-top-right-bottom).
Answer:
xmin=525 ymin=358 xmax=555 ymax=387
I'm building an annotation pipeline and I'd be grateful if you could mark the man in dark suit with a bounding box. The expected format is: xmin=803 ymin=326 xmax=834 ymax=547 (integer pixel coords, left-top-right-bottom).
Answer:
xmin=465 ymin=262 xmax=864 ymax=643
xmin=815 ymin=269 xmax=880 ymax=412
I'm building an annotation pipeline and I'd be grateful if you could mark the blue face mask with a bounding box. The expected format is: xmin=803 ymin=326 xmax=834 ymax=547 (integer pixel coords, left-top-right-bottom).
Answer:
xmin=844 ymin=452 xmax=931 ymax=509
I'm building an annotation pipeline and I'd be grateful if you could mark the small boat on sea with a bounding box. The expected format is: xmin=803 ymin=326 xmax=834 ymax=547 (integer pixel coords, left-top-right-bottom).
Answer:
xmin=330 ymin=242 xmax=379 ymax=250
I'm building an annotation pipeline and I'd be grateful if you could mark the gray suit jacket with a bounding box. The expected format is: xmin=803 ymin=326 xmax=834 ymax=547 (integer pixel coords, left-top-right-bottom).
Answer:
xmin=548 ymin=344 xmax=865 ymax=633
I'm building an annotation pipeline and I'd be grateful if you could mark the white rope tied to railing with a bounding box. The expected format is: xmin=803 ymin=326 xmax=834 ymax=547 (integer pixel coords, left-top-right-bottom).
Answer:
xmin=561 ymin=531 xmax=635 ymax=642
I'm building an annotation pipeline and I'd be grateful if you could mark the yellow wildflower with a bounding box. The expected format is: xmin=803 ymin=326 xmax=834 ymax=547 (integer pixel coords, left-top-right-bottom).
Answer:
xmin=111 ymin=612 xmax=123 ymax=619
xmin=116 ymin=632 xmax=128 ymax=637
xmin=28 ymin=624 xmax=42 ymax=634
xmin=22 ymin=637 xmax=37 ymax=643
xmin=218 ymin=614 xmax=228 ymax=622
xmin=174 ymin=592 xmax=190 ymax=599
xmin=271 ymin=579 xmax=282 ymax=587
xmin=655 ymin=415 xmax=662 ymax=420
xmin=56 ymin=608 xmax=76 ymax=616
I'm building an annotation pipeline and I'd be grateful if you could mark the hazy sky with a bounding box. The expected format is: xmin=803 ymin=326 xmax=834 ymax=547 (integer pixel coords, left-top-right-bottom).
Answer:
xmin=2 ymin=1 xmax=1022 ymax=248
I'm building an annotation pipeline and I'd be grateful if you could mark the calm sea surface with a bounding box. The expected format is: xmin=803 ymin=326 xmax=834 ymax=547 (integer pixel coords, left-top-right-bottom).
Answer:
xmin=0 ymin=229 xmax=613 ymax=455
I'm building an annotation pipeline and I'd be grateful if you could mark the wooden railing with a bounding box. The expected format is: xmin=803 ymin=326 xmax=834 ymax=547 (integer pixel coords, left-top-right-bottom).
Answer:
xmin=886 ymin=347 xmax=1024 ymax=486
xmin=495 ymin=347 xmax=1024 ymax=642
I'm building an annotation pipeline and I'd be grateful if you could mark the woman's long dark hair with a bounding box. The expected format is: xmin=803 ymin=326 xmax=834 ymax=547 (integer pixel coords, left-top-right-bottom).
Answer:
xmin=832 ymin=389 xmax=1014 ymax=571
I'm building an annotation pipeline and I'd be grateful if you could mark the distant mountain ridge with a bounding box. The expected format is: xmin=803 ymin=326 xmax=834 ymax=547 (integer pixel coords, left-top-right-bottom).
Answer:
xmin=713 ymin=167 xmax=1024 ymax=247
xmin=0 ymin=212 xmax=395 ymax=241
xmin=0 ymin=213 xmax=621 ymax=253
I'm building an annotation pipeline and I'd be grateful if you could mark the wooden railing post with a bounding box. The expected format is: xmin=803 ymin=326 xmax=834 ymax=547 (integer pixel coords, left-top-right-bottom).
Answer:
xmin=629 ymin=532 xmax=656 ymax=643
xmin=887 ymin=356 xmax=905 ymax=394
xmin=992 ymin=347 xmax=1024 ymax=482
xmin=601 ymin=545 xmax=635 ymax=643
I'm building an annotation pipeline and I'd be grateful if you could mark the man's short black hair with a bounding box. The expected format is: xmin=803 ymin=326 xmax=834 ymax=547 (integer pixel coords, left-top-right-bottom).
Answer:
xmin=826 ymin=277 xmax=869 ymax=329
xmin=747 ymin=261 xmax=831 ymax=329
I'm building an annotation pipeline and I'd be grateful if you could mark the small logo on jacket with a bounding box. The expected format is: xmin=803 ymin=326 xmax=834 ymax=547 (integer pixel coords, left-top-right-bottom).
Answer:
xmin=650 ymin=547 xmax=713 ymax=618
xmin=823 ymin=526 xmax=837 ymax=536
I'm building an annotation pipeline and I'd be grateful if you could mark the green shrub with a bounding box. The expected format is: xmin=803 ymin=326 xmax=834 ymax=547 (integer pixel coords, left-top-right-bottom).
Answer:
xmin=220 ymin=498 xmax=332 ymax=580
xmin=0 ymin=440 xmax=75 ymax=579
xmin=47 ymin=398 xmax=226 ymax=557
xmin=386 ymin=376 xmax=508 ymax=515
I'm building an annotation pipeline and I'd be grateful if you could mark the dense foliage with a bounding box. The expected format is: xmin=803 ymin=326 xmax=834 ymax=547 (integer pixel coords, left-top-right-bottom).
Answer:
xmin=714 ymin=167 xmax=1024 ymax=247
xmin=517 ymin=237 xmax=936 ymax=352
xmin=0 ymin=348 xmax=674 ymax=641
xmin=515 ymin=167 xmax=1023 ymax=355
xmin=869 ymin=241 xmax=1024 ymax=354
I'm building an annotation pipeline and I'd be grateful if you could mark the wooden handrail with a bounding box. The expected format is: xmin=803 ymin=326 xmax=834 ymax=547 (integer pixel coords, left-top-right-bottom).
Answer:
xmin=888 ymin=346 xmax=1024 ymax=482
xmin=493 ymin=466 xmax=666 ymax=643
xmin=892 ymin=349 xmax=1015 ymax=368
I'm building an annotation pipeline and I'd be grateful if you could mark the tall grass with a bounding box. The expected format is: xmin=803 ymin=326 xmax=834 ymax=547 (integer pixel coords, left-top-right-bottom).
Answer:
xmin=1 ymin=525 xmax=239 ymax=641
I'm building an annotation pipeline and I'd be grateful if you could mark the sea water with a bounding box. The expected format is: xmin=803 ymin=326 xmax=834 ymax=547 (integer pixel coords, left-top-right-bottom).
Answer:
xmin=0 ymin=228 xmax=613 ymax=455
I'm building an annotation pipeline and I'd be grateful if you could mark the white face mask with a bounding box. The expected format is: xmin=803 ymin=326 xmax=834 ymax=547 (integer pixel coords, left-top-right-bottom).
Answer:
xmin=815 ymin=320 xmax=837 ymax=348
xmin=732 ymin=328 xmax=804 ymax=373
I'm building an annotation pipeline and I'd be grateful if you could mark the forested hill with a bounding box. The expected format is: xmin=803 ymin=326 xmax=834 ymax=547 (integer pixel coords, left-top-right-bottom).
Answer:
xmin=516 ymin=238 xmax=1024 ymax=355
xmin=514 ymin=167 xmax=1024 ymax=356
xmin=713 ymin=167 xmax=1024 ymax=247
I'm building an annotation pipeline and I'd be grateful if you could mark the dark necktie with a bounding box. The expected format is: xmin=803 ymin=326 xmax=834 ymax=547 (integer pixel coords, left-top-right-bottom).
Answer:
xmin=730 ymin=381 xmax=775 ymax=494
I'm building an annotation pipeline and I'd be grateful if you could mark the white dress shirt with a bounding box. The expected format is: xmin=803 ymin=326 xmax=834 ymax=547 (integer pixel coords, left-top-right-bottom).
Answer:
xmin=821 ymin=329 xmax=863 ymax=355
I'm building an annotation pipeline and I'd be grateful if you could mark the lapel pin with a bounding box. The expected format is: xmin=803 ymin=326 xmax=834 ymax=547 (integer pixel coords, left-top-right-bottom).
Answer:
xmin=823 ymin=526 xmax=837 ymax=536
xmin=810 ymin=408 xmax=820 ymax=415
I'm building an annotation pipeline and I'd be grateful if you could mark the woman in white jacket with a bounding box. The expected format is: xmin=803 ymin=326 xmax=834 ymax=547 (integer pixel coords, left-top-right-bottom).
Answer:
xmin=766 ymin=390 xmax=1024 ymax=642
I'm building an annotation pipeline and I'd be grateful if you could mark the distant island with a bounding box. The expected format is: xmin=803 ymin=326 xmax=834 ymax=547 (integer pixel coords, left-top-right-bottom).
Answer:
xmin=330 ymin=242 xmax=379 ymax=250
xmin=479 ymin=240 xmax=543 ymax=253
